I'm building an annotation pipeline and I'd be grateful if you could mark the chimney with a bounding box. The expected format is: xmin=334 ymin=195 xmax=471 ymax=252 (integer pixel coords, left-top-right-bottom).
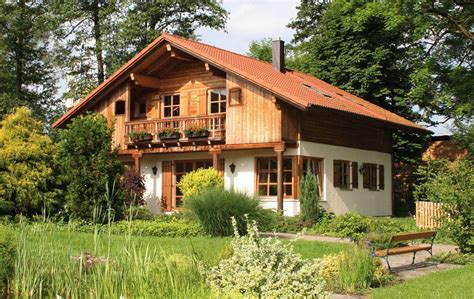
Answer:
xmin=272 ymin=39 xmax=285 ymax=72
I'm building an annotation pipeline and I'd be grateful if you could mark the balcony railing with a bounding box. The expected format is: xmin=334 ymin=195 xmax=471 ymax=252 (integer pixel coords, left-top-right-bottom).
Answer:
xmin=125 ymin=114 xmax=226 ymax=145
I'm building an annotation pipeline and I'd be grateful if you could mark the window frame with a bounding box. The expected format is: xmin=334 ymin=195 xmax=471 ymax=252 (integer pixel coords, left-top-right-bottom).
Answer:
xmin=208 ymin=88 xmax=227 ymax=114
xmin=333 ymin=160 xmax=358 ymax=190
xmin=362 ymin=163 xmax=384 ymax=191
xmin=300 ymin=156 xmax=324 ymax=199
xmin=162 ymin=93 xmax=180 ymax=118
xmin=228 ymin=87 xmax=242 ymax=106
xmin=114 ymin=99 xmax=125 ymax=115
xmin=255 ymin=156 xmax=295 ymax=199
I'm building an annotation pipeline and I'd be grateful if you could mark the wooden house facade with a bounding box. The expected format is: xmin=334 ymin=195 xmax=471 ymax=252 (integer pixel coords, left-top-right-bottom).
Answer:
xmin=53 ymin=33 xmax=428 ymax=216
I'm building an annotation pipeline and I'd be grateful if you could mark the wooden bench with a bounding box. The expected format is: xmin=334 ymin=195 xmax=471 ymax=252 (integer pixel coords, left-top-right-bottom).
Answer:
xmin=374 ymin=231 xmax=437 ymax=271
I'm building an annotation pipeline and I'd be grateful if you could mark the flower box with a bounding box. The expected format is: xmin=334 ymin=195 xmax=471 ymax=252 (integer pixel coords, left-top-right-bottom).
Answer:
xmin=128 ymin=131 xmax=153 ymax=143
xmin=159 ymin=132 xmax=181 ymax=140
xmin=186 ymin=130 xmax=210 ymax=138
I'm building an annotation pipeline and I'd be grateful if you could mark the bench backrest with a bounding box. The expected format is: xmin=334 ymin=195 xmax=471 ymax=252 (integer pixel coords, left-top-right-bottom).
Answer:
xmin=391 ymin=231 xmax=436 ymax=243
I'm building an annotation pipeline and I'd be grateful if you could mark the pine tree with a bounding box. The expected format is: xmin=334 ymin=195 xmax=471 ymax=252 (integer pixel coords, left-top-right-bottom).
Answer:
xmin=0 ymin=0 xmax=59 ymax=122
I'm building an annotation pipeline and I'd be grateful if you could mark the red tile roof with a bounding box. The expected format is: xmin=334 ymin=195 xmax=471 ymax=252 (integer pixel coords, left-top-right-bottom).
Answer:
xmin=53 ymin=33 xmax=428 ymax=132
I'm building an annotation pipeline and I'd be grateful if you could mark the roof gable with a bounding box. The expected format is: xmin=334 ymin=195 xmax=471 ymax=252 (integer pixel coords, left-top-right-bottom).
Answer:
xmin=53 ymin=33 xmax=428 ymax=132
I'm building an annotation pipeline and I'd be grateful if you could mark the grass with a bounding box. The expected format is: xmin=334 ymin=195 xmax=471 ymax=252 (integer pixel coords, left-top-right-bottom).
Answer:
xmin=3 ymin=224 xmax=353 ymax=298
xmin=370 ymin=264 xmax=474 ymax=298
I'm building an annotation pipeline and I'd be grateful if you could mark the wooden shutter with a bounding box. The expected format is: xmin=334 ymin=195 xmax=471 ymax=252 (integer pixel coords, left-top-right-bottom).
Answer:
xmin=378 ymin=165 xmax=385 ymax=190
xmin=362 ymin=163 xmax=370 ymax=189
xmin=351 ymin=162 xmax=358 ymax=189
xmin=333 ymin=160 xmax=342 ymax=187
xmin=162 ymin=161 xmax=173 ymax=211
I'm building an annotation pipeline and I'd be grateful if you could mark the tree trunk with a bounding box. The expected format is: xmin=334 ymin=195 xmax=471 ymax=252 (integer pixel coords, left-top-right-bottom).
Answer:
xmin=92 ymin=3 xmax=104 ymax=83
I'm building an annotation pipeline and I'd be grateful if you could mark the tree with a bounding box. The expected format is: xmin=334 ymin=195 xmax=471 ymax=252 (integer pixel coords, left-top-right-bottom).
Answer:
xmin=0 ymin=107 xmax=60 ymax=216
xmin=414 ymin=159 xmax=474 ymax=253
xmin=59 ymin=113 xmax=123 ymax=221
xmin=52 ymin=1 xmax=228 ymax=103
xmin=0 ymin=1 xmax=59 ymax=122
xmin=120 ymin=168 xmax=146 ymax=206
xmin=299 ymin=171 xmax=321 ymax=225
xmin=247 ymin=38 xmax=273 ymax=62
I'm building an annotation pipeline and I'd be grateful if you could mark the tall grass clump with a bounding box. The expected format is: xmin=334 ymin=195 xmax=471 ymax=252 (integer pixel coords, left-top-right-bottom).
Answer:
xmin=0 ymin=226 xmax=16 ymax=293
xmin=186 ymin=187 xmax=274 ymax=236
xmin=319 ymin=246 xmax=391 ymax=293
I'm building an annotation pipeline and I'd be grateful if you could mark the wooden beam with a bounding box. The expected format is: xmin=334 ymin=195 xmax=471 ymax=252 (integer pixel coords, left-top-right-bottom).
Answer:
xmin=271 ymin=96 xmax=281 ymax=110
xmin=209 ymin=148 xmax=222 ymax=169
xmin=165 ymin=43 xmax=172 ymax=52
xmin=145 ymin=54 xmax=173 ymax=75
xmin=132 ymin=152 xmax=143 ymax=174
xmin=276 ymin=148 xmax=284 ymax=212
xmin=130 ymin=73 xmax=160 ymax=89
xmin=204 ymin=62 xmax=210 ymax=71
xmin=169 ymin=51 xmax=194 ymax=62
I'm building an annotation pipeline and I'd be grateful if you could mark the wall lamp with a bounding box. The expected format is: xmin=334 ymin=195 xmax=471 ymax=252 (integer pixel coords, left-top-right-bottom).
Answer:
xmin=152 ymin=165 xmax=158 ymax=176
xmin=229 ymin=163 xmax=236 ymax=174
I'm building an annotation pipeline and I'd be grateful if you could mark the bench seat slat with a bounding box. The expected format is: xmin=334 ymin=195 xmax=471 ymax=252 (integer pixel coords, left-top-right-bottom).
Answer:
xmin=390 ymin=231 xmax=436 ymax=242
xmin=374 ymin=245 xmax=432 ymax=257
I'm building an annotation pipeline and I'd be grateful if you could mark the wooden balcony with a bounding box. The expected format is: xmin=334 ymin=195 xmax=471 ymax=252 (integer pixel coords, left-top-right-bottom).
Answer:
xmin=125 ymin=114 xmax=226 ymax=147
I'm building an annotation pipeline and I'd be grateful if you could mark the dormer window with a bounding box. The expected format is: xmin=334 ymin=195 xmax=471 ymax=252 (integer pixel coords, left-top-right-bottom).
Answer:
xmin=209 ymin=89 xmax=226 ymax=114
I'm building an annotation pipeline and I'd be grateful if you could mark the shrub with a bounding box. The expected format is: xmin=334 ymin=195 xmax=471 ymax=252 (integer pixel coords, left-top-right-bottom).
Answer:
xmin=124 ymin=205 xmax=155 ymax=221
xmin=177 ymin=168 xmax=223 ymax=199
xmin=0 ymin=226 xmax=16 ymax=290
xmin=319 ymin=246 xmax=391 ymax=293
xmin=120 ymin=169 xmax=146 ymax=205
xmin=59 ymin=113 xmax=124 ymax=221
xmin=259 ymin=214 xmax=305 ymax=233
xmin=205 ymin=218 xmax=329 ymax=298
xmin=186 ymin=187 xmax=272 ymax=236
xmin=431 ymin=252 xmax=474 ymax=265
xmin=0 ymin=107 xmax=61 ymax=216
xmin=300 ymin=171 xmax=321 ymax=225
xmin=415 ymin=159 xmax=474 ymax=253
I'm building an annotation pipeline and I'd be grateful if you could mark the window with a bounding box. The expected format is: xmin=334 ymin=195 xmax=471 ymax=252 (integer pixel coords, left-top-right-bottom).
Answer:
xmin=139 ymin=102 xmax=146 ymax=114
xmin=333 ymin=160 xmax=358 ymax=189
xmin=209 ymin=89 xmax=226 ymax=114
xmin=362 ymin=163 xmax=378 ymax=190
xmin=379 ymin=165 xmax=384 ymax=190
xmin=115 ymin=100 xmax=125 ymax=115
xmin=257 ymin=157 xmax=293 ymax=197
xmin=163 ymin=94 xmax=180 ymax=117
xmin=229 ymin=87 xmax=242 ymax=106
xmin=301 ymin=157 xmax=324 ymax=197
xmin=175 ymin=160 xmax=212 ymax=207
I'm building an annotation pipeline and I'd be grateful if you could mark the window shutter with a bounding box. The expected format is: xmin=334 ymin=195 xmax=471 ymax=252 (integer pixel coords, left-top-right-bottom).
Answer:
xmin=378 ymin=165 xmax=385 ymax=190
xmin=351 ymin=162 xmax=358 ymax=189
xmin=362 ymin=163 xmax=370 ymax=189
xmin=333 ymin=160 xmax=342 ymax=187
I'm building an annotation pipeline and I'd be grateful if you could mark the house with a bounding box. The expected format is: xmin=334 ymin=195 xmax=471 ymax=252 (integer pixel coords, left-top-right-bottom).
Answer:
xmin=53 ymin=33 xmax=428 ymax=216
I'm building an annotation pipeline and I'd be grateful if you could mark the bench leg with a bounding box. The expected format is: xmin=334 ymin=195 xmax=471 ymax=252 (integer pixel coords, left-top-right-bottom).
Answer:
xmin=385 ymin=256 xmax=391 ymax=272
xmin=412 ymin=251 xmax=416 ymax=264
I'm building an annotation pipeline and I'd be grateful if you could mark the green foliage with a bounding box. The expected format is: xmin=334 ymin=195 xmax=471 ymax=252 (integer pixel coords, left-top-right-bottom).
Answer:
xmin=453 ymin=121 xmax=474 ymax=157
xmin=177 ymin=168 xmax=223 ymax=199
xmin=186 ymin=187 xmax=272 ymax=236
xmin=51 ymin=1 xmax=228 ymax=103
xmin=205 ymin=219 xmax=329 ymax=298
xmin=120 ymin=169 xmax=146 ymax=205
xmin=0 ymin=1 xmax=60 ymax=122
xmin=127 ymin=130 xmax=152 ymax=142
xmin=319 ymin=246 xmax=391 ymax=293
xmin=311 ymin=213 xmax=421 ymax=247
xmin=124 ymin=205 xmax=155 ymax=221
xmin=414 ymin=159 xmax=474 ymax=253
xmin=247 ymin=38 xmax=273 ymax=62
xmin=260 ymin=215 xmax=305 ymax=233
xmin=59 ymin=113 xmax=123 ymax=221
xmin=0 ymin=226 xmax=16 ymax=291
xmin=431 ymin=252 xmax=474 ymax=265
xmin=0 ymin=107 xmax=61 ymax=216
xmin=300 ymin=171 xmax=321 ymax=224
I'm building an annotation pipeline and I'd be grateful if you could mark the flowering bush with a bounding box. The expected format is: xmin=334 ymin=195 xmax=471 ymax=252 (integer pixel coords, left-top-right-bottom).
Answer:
xmin=204 ymin=218 xmax=329 ymax=298
xmin=177 ymin=168 xmax=223 ymax=199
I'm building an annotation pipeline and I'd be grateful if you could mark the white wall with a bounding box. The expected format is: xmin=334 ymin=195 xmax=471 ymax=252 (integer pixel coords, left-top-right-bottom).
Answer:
xmin=139 ymin=142 xmax=392 ymax=217
xmin=296 ymin=141 xmax=392 ymax=216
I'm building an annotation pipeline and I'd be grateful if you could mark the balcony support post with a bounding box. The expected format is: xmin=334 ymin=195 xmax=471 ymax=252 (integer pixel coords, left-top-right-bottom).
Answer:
xmin=132 ymin=151 xmax=143 ymax=174
xmin=275 ymin=142 xmax=285 ymax=213
xmin=209 ymin=148 xmax=222 ymax=170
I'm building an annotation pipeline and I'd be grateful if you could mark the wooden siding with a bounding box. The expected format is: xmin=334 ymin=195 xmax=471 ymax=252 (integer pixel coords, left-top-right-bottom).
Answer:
xmin=226 ymin=74 xmax=282 ymax=144
xmin=299 ymin=108 xmax=392 ymax=153
xmin=92 ymin=84 xmax=130 ymax=149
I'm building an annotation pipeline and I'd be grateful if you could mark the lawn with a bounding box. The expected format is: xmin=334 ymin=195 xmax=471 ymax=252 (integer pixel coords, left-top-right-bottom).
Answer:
xmin=370 ymin=264 xmax=474 ymax=298
xmin=4 ymin=226 xmax=353 ymax=298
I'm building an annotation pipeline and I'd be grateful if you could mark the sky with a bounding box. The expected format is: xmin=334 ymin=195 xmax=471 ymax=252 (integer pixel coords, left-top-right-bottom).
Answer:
xmin=195 ymin=0 xmax=451 ymax=136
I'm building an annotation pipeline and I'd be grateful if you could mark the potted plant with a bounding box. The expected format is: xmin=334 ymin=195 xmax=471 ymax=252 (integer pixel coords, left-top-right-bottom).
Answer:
xmin=128 ymin=130 xmax=153 ymax=143
xmin=158 ymin=127 xmax=180 ymax=140
xmin=184 ymin=126 xmax=209 ymax=138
